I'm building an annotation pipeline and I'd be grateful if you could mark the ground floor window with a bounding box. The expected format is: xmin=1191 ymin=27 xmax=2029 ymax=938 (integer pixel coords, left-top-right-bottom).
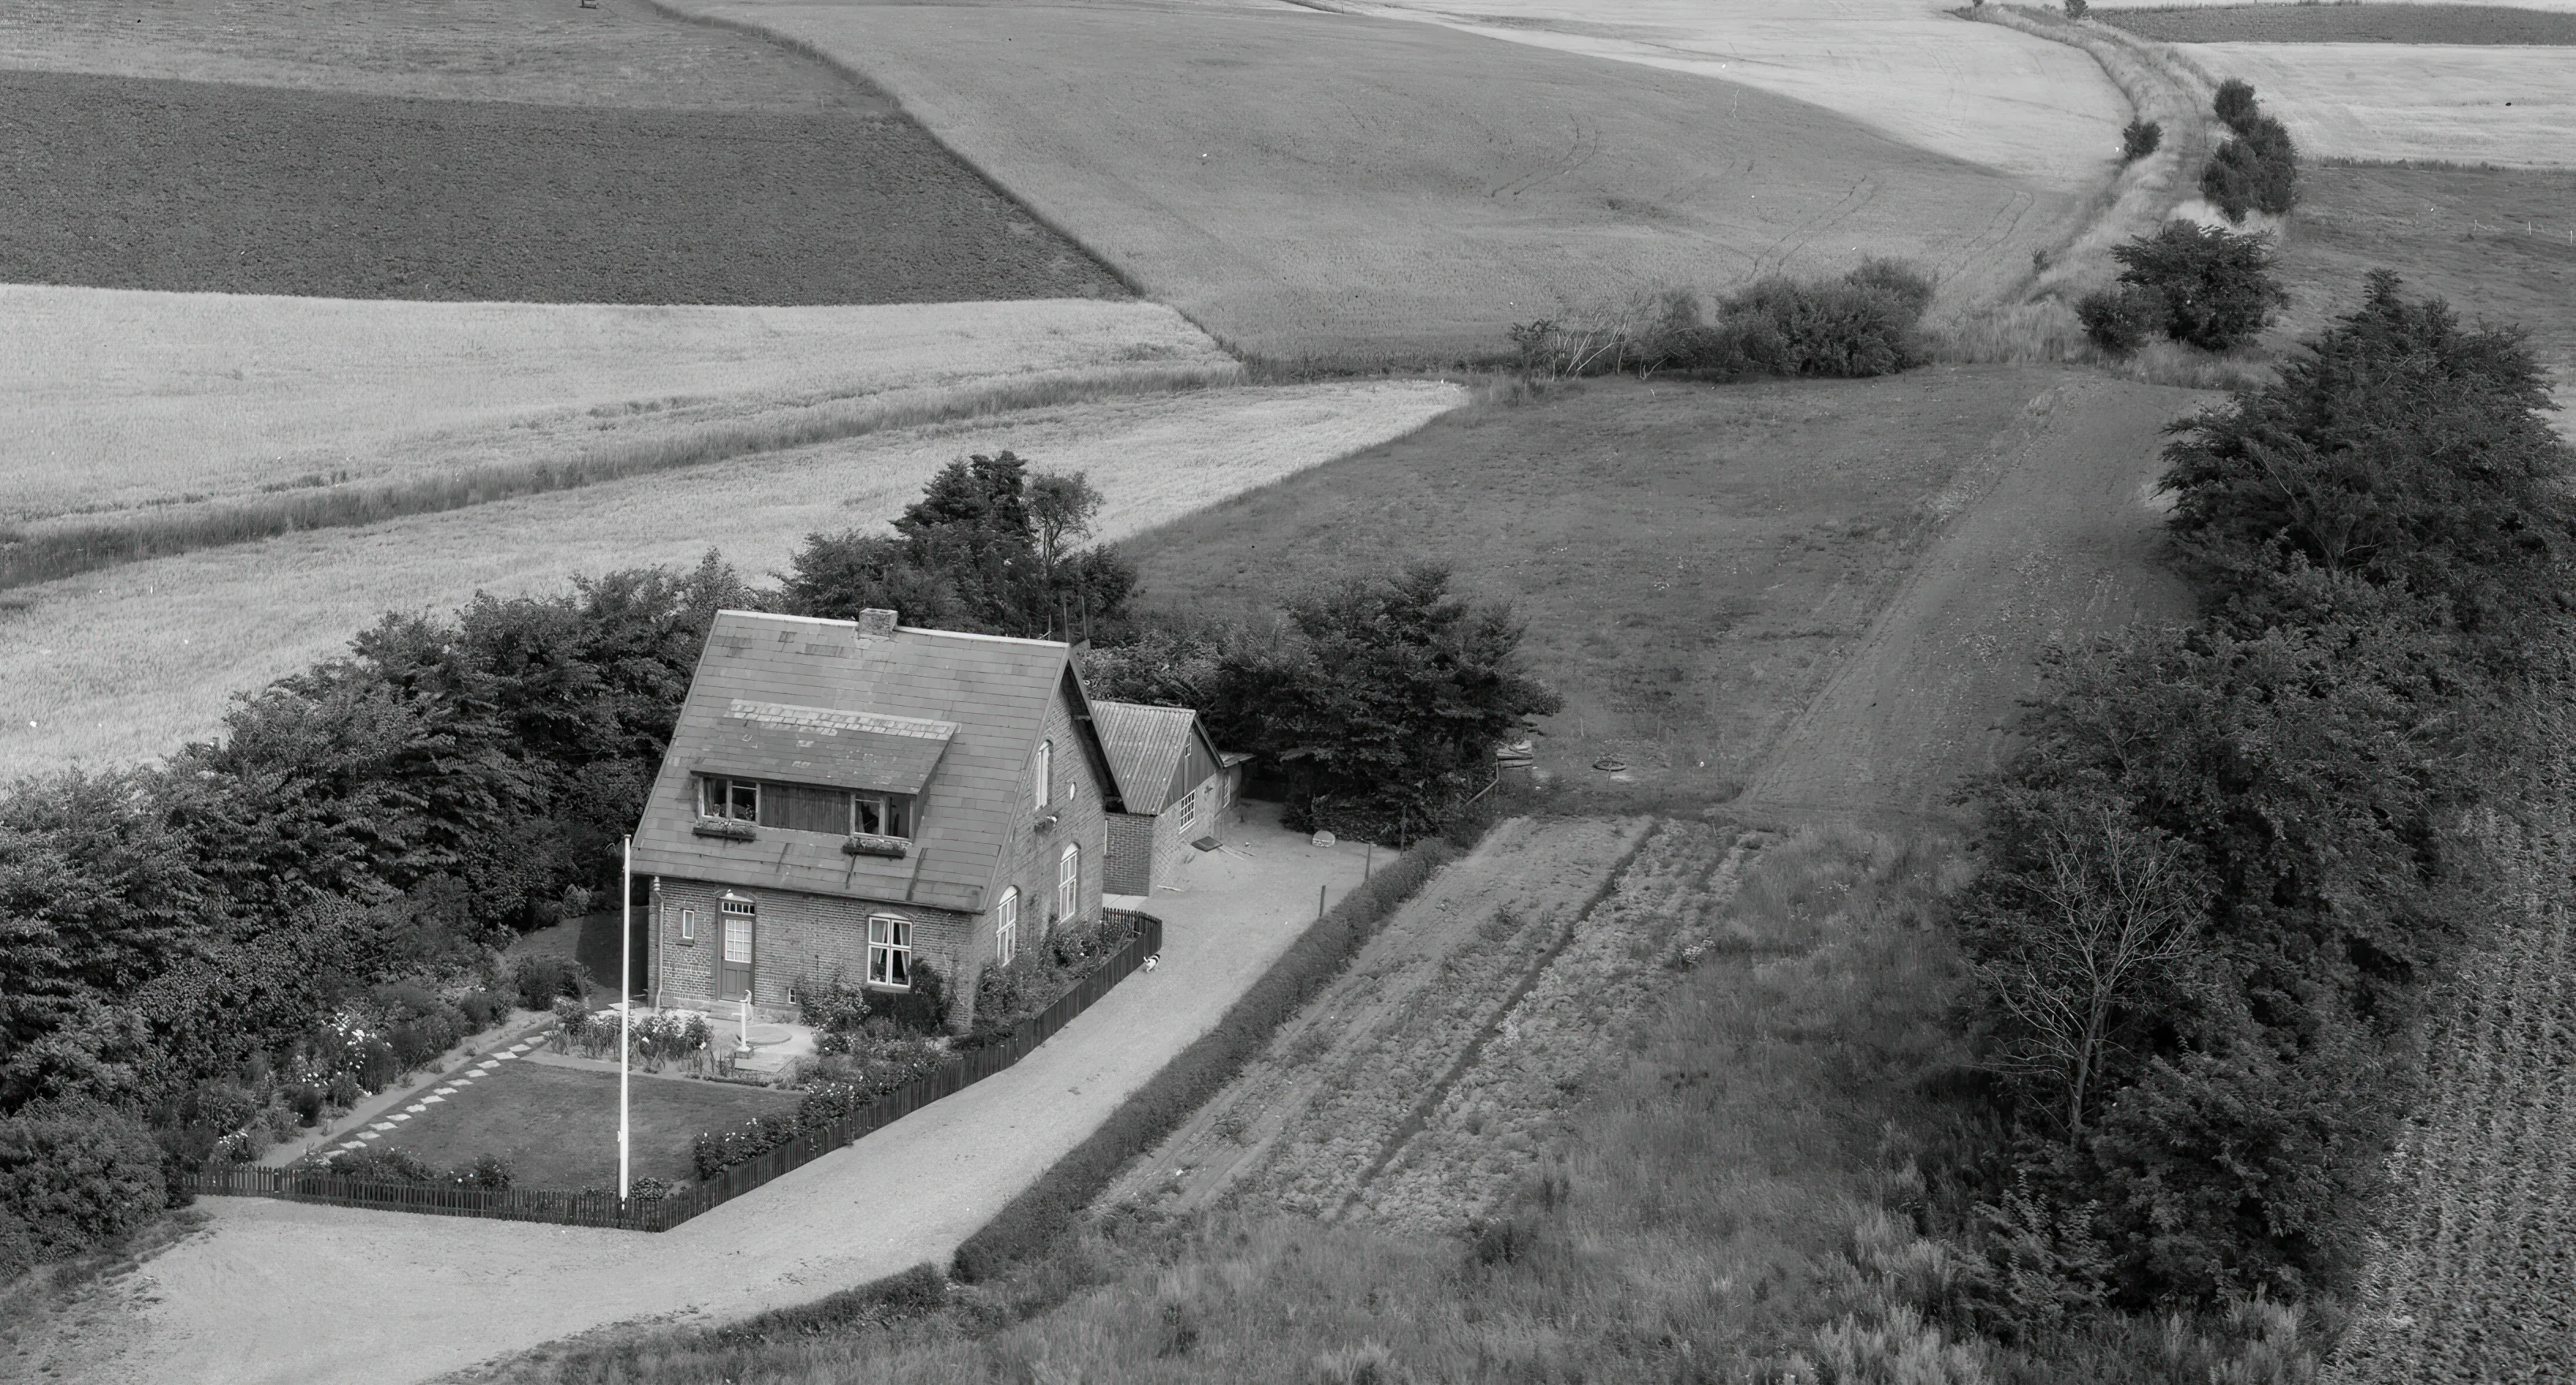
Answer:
xmin=1058 ymin=842 xmax=1081 ymax=923
xmin=674 ymin=905 xmax=697 ymax=943
xmin=868 ymin=916 xmax=913 ymax=988
xmin=996 ymin=887 xmax=1019 ymax=967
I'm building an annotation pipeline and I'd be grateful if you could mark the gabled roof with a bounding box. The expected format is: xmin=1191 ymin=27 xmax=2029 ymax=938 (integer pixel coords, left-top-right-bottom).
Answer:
xmin=632 ymin=610 xmax=1116 ymax=914
xmin=1090 ymin=700 xmax=1220 ymax=813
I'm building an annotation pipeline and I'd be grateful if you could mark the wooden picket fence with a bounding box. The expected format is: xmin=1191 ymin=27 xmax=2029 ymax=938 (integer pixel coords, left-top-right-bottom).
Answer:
xmin=192 ymin=913 xmax=1164 ymax=1233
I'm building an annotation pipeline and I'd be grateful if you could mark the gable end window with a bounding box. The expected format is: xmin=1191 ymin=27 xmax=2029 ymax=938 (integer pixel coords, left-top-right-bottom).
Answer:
xmin=1033 ymin=740 xmax=1054 ymax=812
xmin=868 ymin=916 xmax=913 ymax=989
xmin=996 ymin=887 xmax=1019 ymax=967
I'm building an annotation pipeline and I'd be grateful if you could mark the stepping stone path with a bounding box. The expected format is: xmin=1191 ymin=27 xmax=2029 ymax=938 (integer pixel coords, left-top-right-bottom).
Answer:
xmin=370 ymin=1122 xmax=396 ymax=1133
xmin=433 ymin=1087 xmax=457 ymax=1096
xmin=358 ymin=1131 xmax=381 ymax=1141
xmin=387 ymin=1112 xmax=411 ymax=1122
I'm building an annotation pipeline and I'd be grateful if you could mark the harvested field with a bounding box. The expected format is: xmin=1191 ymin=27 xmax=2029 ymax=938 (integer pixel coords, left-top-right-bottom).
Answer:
xmin=1102 ymin=816 xmax=1658 ymax=1215
xmin=0 ymin=381 xmax=1465 ymax=778
xmin=0 ymin=0 xmax=889 ymax=110
xmin=2103 ymin=3 xmax=2576 ymax=44
xmin=2325 ymin=683 xmax=2576 ymax=1383
xmin=1125 ymin=367 xmax=2132 ymax=812
xmin=1 ymin=289 xmax=1228 ymax=526
xmin=2097 ymin=0 xmax=2576 ymax=9
xmin=0 ymin=68 xmax=1127 ymax=304
xmin=2271 ymin=163 xmax=2576 ymax=383
xmin=1340 ymin=0 xmax=2127 ymax=186
xmin=2171 ymin=43 xmax=2576 ymax=167
xmin=675 ymin=0 xmax=2089 ymax=362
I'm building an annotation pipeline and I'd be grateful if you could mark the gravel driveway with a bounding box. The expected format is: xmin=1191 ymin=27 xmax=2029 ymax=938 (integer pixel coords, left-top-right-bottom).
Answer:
xmin=63 ymin=809 xmax=1372 ymax=1385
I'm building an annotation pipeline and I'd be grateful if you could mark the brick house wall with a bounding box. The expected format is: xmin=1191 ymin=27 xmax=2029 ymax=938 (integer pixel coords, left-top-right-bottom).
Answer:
xmin=988 ymin=681 xmax=1110 ymax=943
xmin=1104 ymin=812 xmax=1156 ymax=895
xmin=649 ymin=877 xmax=977 ymax=1028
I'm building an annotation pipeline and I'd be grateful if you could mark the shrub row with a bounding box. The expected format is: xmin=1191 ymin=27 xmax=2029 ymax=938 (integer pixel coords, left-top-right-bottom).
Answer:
xmin=962 ymin=909 xmax=1142 ymax=1049
xmin=0 ymin=1106 xmax=166 ymax=1278
xmin=689 ymin=1034 xmax=950 ymax=1179
xmin=1510 ymin=260 xmax=1936 ymax=383
xmin=316 ymin=1146 xmax=517 ymax=1189
xmin=2200 ymin=78 xmax=2297 ymax=222
xmin=948 ymin=835 xmax=1466 ymax=1282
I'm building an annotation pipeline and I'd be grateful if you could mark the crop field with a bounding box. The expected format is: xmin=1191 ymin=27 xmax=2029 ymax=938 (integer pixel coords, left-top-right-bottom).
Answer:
xmin=0 ymin=67 xmax=1128 ymax=305
xmin=0 ymin=380 xmax=1465 ymax=778
xmin=1339 ymin=0 xmax=2127 ymax=187
xmin=675 ymin=0 xmax=2089 ymax=363
xmin=0 ymin=0 xmax=887 ymax=110
xmin=2 ymin=289 xmax=1230 ymax=527
xmin=2324 ymin=688 xmax=2576 ymax=1383
xmin=2271 ymin=163 xmax=2576 ymax=383
xmin=2096 ymin=0 xmax=2576 ymax=9
xmin=2104 ymin=3 xmax=2576 ymax=44
xmin=2171 ymin=43 xmax=2574 ymax=166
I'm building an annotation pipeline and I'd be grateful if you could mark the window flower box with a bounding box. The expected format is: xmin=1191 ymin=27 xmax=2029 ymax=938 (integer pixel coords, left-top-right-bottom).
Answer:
xmin=1032 ymin=812 xmax=1060 ymax=834
xmin=693 ymin=816 xmax=758 ymax=842
xmin=843 ymin=833 xmax=909 ymax=859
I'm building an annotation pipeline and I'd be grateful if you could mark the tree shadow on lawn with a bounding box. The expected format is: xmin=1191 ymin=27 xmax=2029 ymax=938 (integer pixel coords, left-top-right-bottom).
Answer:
xmin=368 ymin=1060 xmax=794 ymax=1191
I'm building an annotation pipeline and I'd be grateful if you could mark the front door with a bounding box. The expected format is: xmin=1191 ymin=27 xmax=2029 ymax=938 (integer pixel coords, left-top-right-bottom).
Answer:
xmin=719 ymin=900 xmax=756 ymax=1002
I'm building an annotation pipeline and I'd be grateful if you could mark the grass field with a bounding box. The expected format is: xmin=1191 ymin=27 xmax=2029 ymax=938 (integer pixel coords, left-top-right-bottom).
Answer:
xmin=0 ymin=0 xmax=890 ymax=110
xmin=0 ymin=68 xmax=1127 ymax=304
xmin=0 ymin=381 xmax=1465 ymax=778
xmin=1341 ymin=0 xmax=2128 ymax=186
xmin=2171 ymin=42 xmax=2575 ymax=166
xmin=2 ymin=290 xmax=1227 ymax=526
xmin=363 ymin=1062 xmax=795 ymax=1192
xmin=674 ymin=0 xmax=2089 ymax=363
xmin=2104 ymin=3 xmax=2576 ymax=43
xmin=2270 ymin=163 xmax=2576 ymax=379
xmin=1122 ymin=368 xmax=2071 ymax=809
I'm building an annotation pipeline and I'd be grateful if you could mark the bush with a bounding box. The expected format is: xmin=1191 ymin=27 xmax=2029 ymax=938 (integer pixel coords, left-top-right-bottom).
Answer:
xmin=950 ymin=836 xmax=1465 ymax=1282
xmin=512 ymin=954 xmax=588 ymax=1011
xmin=323 ymin=1146 xmax=441 ymax=1184
xmin=2213 ymin=78 xmax=2260 ymax=136
xmin=453 ymin=1153 xmax=514 ymax=1190
xmin=871 ymin=961 xmax=948 ymax=1036
xmin=456 ymin=987 xmax=507 ymax=1030
xmin=1512 ymin=260 xmax=1935 ymax=383
xmin=2108 ymin=221 xmax=2286 ymax=352
xmin=692 ymin=1112 xmax=806 ymax=1180
xmin=2074 ymin=285 xmax=2162 ymax=357
xmin=2120 ymin=118 xmax=2161 ymax=163
xmin=2063 ymin=0 xmax=2087 ymax=16
xmin=791 ymin=972 xmax=872 ymax=1055
xmin=2201 ymin=119 xmax=2298 ymax=222
xmin=0 ymin=1107 xmax=166 ymax=1275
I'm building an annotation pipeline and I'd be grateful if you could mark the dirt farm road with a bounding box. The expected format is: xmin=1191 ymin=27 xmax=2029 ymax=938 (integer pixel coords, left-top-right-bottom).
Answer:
xmin=36 ymin=822 xmax=1373 ymax=1385
xmin=1742 ymin=373 xmax=2209 ymax=821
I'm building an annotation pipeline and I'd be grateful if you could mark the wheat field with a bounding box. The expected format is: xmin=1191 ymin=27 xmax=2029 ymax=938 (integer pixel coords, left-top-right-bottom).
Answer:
xmin=672 ymin=0 xmax=2091 ymax=362
xmin=1339 ymin=0 xmax=2127 ymax=188
xmin=2176 ymin=43 xmax=2576 ymax=167
xmin=0 ymin=380 xmax=1465 ymax=778
xmin=1 ymin=289 xmax=1230 ymax=525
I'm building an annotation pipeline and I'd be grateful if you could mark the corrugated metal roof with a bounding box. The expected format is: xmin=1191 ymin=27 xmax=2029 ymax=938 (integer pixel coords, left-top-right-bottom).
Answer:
xmin=1091 ymin=701 xmax=1202 ymax=813
xmin=631 ymin=610 xmax=1074 ymax=913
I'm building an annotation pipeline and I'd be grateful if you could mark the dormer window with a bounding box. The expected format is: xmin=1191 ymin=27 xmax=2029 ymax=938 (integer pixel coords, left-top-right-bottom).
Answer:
xmin=702 ymin=776 xmax=759 ymax=822
xmin=700 ymin=775 xmax=913 ymax=839
xmin=1033 ymin=739 xmax=1053 ymax=811
xmin=853 ymin=791 xmax=913 ymax=840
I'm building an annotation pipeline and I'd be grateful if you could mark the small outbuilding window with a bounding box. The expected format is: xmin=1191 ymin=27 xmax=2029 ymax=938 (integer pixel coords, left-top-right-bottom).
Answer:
xmin=674 ymin=906 xmax=697 ymax=943
xmin=996 ymin=887 xmax=1019 ymax=967
xmin=868 ymin=916 xmax=913 ymax=988
xmin=1176 ymin=790 xmax=1197 ymax=836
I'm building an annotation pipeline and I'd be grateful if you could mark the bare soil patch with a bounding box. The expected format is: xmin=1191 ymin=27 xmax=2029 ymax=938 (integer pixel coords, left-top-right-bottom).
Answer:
xmin=0 ymin=69 xmax=1126 ymax=304
xmin=675 ymin=0 xmax=2085 ymax=362
xmin=2104 ymin=3 xmax=2576 ymax=44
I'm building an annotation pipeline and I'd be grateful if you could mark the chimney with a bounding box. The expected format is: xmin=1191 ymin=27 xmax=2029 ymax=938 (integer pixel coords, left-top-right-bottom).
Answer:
xmin=855 ymin=608 xmax=898 ymax=640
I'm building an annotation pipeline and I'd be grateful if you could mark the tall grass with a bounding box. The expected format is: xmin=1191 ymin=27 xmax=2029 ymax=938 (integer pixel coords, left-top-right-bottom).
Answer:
xmin=0 ymin=362 xmax=1240 ymax=592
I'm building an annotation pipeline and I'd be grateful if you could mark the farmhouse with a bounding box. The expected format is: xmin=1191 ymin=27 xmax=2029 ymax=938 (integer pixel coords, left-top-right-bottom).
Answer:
xmin=633 ymin=607 xmax=1122 ymax=1030
xmin=1092 ymin=700 xmax=1245 ymax=898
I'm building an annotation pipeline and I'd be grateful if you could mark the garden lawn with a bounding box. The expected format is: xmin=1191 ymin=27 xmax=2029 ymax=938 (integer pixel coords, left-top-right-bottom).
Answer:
xmin=364 ymin=1060 xmax=793 ymax=1192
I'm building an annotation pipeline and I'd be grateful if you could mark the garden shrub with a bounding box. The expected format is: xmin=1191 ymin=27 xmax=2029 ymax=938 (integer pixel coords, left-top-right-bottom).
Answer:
xmin=453 ymin=1153 xmax=514 ymax=1190
xmin=950 ymin=835 xmax=1465 ymax=1282
xmin=2120 ymin=118 xmax=2161 ymax=163
xmin=456 ymin=987 xmax=507 ymax=1030
xmin=0 ymin=1106 xmax=166 ymax=1275
xmin=963 ymin=911 xmax=1144 ymax=1047
xmin=2074 ymin=285 xmax=2162 ymax=357
xmin=513 ymin=954 xmax=588 ymax=1011
xmin=792 ymin=972 xmax=873 ymax=1055
xmin=323 ymin=1146 xmax=440 ymax=1183
xmin=692 ymin=1112 xmax=806 ymax=1179
xmin=871 ymin=961 xmax=948 ymax=1036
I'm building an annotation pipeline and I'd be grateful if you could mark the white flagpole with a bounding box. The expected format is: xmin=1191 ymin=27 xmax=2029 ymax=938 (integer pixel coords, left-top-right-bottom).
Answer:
xmin=619 ymin=834 xmax=633 ymax=1205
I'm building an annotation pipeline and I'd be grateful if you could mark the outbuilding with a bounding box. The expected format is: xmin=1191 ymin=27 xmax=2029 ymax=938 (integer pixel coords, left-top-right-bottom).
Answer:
xmin=1092 ymin=700 xmax=1243 ymax=898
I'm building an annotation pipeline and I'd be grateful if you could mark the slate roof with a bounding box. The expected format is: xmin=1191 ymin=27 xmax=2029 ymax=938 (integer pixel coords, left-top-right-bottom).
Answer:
xmin=631 ymin=610 xmax=1113 ymax=915
xmin=1091 ymin=701 xmax=1215 ymax=813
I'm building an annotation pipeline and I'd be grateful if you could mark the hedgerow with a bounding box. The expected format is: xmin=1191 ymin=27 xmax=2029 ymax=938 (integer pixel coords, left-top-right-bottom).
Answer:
xmin=949 ymin=834 xmax=1465 ymax=1282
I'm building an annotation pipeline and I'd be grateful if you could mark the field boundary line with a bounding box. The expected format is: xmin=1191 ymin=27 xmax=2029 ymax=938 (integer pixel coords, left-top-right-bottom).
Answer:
xmin=2 ymin=362 xmax=1241 ymax=592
